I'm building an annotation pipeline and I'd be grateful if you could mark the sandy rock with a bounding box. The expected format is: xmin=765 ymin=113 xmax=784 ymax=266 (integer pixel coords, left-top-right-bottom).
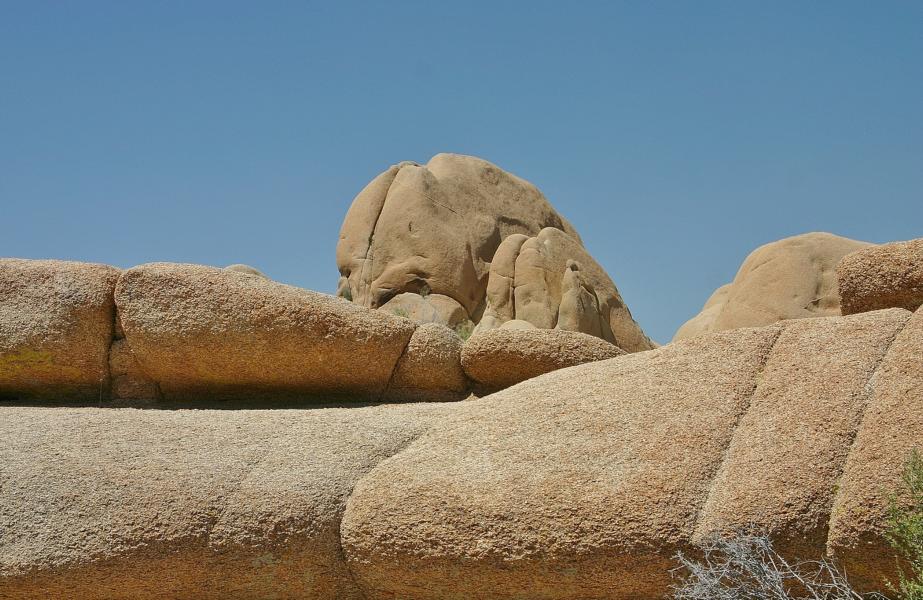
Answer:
xmin=108 ymin=338 xmax=160 ymax=401
xmin=498 ymin=319 xmax=536 ymax=330
xmin=223 ymin=264 xmax=268 ymax=279
xmin=674 ymin=232 xmax=870 ymax=341
xmin=480 ymin=228 xmax=653 ymax=352
xmin=384 ymin=323 xmax=468 ymax=402
xmin=828 ymin=306 xmax=923 ymax=588
xmin=114 ymin=263 xmax=416 ymax=400
xmin=0 ymin=403 xmax=453 ymax=599
xmin=0 ymin=259 xmax=120 ymax=401
xmin=336 ymin=154 xmax=581 ymax=316
xmin=837 ymin=238 xmax=923 ymax=315
xmin=693 ymin=309 xmax=910 ymax=557
xmin=343 ymin=326 xmax=782 ymax=599
xmin=379 ymin=292 xmax=469 ymax=328
xmin=460 ymin=327 xmax=624 ymax=391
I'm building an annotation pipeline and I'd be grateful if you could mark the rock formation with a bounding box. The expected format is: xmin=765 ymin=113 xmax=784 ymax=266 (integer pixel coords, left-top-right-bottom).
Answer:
xmin=335 ymin=154 xmax=652 ymax=351
xmin=837 ymin=237 xmax=923 ymax=315
xmin=674 ymin=232 xmax=870 ymax=340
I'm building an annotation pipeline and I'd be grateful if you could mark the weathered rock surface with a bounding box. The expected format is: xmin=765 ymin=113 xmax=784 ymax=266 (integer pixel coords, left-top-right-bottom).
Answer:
xmin=107 ymin=338 xmax=159 ymax=401
xmin=343 ymin=310 xmax=917 ymax=599
xmin=837 ymin=237 xmax=923 ymax=315
xmin=223 ymin=264 xmax=268 ymax=279
xmin=461 ymin=327 xmax=625 ymax=393
xmin=477 ymin=227 xmax=653 ymax=352
xmin=336 ymin=154 xmax=581 ymax=316
xmin=379 ymin=292 xmax=469 ymax=328
xmin=0 ymin=259 xmax=120 ymax=401
xmin=115 ymin=263 xmax=416 ymax=400
xmin=0 ymin=403 xmax=453 ymax=599
xmin=384 ymin=323 xmax=468 ymax=401
xmin=674 ymin=232 xmax=870 ymax=340
xmin=828 ymin=305 xmax=923 ymax=588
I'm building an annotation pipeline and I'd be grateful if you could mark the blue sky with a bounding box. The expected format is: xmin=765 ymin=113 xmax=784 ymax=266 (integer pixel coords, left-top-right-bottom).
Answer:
xmin=2 ymin=1 xmax=921 ymax=343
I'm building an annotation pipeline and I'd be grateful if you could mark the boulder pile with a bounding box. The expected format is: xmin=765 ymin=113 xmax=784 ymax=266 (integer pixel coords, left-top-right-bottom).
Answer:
xmin=1 ymin=153 xmax=921 ymax=599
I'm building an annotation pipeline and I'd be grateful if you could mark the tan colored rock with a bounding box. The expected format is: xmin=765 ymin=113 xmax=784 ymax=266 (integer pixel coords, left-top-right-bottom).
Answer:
xmin=0 ymin=259 xmax=120 ymax=401
xmin=343 ymin=311 xmax=919 ymax=598
xmin=498 ymin=319 xmax=536 ymax=330
xmin=460 ymin=327 xmax=625 ymax=391
xmin=384 ymin=323 xmax=468 ymax=402
xmin=223 ymin=264 xmax=268 ymax=279
xmin=828 ymin=306 xmax=923 ymax=589
xmin=336 ymin=154 xmax=581 ymax=316
xmin=837 ymin=238 xmax=923 ymax=315
xmin=379 ymin=292 xmax=468 ymax=328
xmin=343 ymin=326 xmax=782 ymax=599
xmin=107 ymin=338 xmax=159 ymax=401
xmin=114 ymin=263 xmax=416 ymax=400
xmin=0 ymin=402 xmax=453 ymax=599
xmin=480 ymin=228 xmax=653 ymax=352
xmin=674 ymin=232 xmax=871 ymax=341
xmin=693 ymin=309 xmax=910 ymax=558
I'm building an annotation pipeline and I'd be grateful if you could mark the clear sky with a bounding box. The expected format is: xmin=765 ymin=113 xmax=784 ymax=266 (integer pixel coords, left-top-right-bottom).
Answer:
xmin=2 ymin=2 xmax=921 ymax=343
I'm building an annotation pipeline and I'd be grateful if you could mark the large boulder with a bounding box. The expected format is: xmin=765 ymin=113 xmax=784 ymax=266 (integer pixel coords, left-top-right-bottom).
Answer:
xmin=342 ymin=309 xmax=917 ymax=598
xmin=477 ymin=227 xmax=653 ymax=352
xmin=0 ymin=403 xmax=453 ymax=599
xmin=335 ymin=154 xmax=581 ymax=319
xmin=0 ymin=259 xmax=120 ymax=401
xmin=837 ymin=237 xmax=923 ymax=315
xmin=674 ymin=232 xmax=870 ymax=341
xmin=114 ymin=263 xmax=417 ymax=400
xmin=461 ymin=327 xmax=624 ymax=392
xmin=379 ymin=292 xmax=469 ymax=329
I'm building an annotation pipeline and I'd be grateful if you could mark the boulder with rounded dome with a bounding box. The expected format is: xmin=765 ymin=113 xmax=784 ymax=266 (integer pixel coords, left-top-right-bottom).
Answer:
xmin=477 ymin=227 xmax=653 ymax=352
xmin=674 ymin=232 xmax=870 ymax=341
xmin=379 ymin=292 xmax=469 ymax=328
xmin=384 ymin=323 xmax=469 ymax=402
xmin=335 ymin=154 xmax=581 ymax=316
xmin=837 ymin=237 xmax=923 ymax=315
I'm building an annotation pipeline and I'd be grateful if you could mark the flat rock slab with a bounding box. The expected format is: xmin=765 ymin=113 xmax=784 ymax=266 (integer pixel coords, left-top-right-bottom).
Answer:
xmin=0 ymin=259 xmax=120 ymax=401
xmin=0 ymin=402 xmax=454 ymax=599
xmin=115 ymin=263 xmax=417 ymax=400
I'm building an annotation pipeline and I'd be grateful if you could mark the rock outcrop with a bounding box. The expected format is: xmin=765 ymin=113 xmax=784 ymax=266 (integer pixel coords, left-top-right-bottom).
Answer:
xmin=674 ymin=232 xmax=870 ymax=340
xmin=0 ymin=259 xmax=120 ymax=401
xmin=476 ymin=227 xmax=653 ymax=351
xmin=0 ymin=402 xmax=454 ymax=599
xmin=379 ymin=292 xmax=469 ymax=329
xmin=335 ymin=154 xmax=581 ymax=320
xmin=115 ymin=263 xmax=416 ymax=400
xmin=461 ymin=327 xmax=624 ymax=392
xmin=342 ymin=308 xmax=918 ymax=598
xmin=837 ymin=237 xmax=923 ymax=315
xmin=384 ymin=323 xmax=468 ymax=402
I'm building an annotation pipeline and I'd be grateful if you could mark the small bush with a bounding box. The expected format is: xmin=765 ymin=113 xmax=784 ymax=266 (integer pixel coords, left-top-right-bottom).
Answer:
xmin=887 ymin=449 xmax=923 ymax=600
xmin=672 ymin=532 xmax=884 ymax=600
xmin=454 ymin=320 xmax=475 ymax=341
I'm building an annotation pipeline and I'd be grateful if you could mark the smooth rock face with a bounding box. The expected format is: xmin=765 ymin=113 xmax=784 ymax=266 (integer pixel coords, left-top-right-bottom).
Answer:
xmin=837 ymin=238 xmax=923 ymax=315
xmin=336 ymin=154 xmax=581 ymax=316
xmin=674 ymin=232 xmax=870 ymax=341
xmin=0 ymin=403 xmax=453 ymax=600
xmin=342 ymin=311 xmax=917 ymax=599
xmin=385 ymin=323 xmax=468 ymax=401
xmin=0 ymin=259 xmax=120 ymax=401
xmin=115 ymin=263 xmax=416 ymax=400
xmin=460 ymin=327 xmax=625 ymax=392
xmin=477 ymin=227 xmax=653 ymax=352
xmin=379 ymin=292 xmax=469 ymax=328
